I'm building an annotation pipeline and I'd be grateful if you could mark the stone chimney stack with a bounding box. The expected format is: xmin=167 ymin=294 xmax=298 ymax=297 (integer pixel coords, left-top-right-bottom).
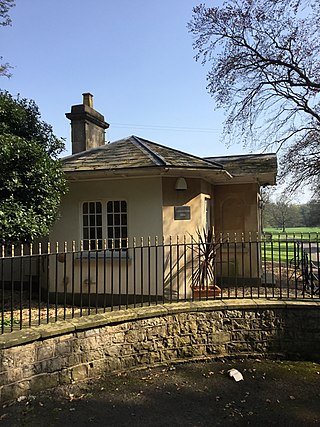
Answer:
xmin=66 ymin=93 xmax=109 ymax=154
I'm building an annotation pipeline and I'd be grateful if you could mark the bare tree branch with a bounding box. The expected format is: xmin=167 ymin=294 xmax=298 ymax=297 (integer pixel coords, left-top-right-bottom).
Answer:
xmin=189 ymin=0 xmax=320 ymax=190
xmin=0 ymin=0 xmax=15 ymax=77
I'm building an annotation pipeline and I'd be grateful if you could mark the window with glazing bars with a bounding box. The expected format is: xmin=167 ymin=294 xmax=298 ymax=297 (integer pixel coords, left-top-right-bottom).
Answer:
xmin=107 ymin=200 xmax=127 ymax=249
xmin=82 ymin=202 xmax=103 ymax=250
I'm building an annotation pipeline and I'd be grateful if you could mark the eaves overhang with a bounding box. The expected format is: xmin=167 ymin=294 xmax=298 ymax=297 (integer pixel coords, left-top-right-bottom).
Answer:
xmin=63 ymin=165 xmax=233 ymax=183
xmin=205 ymin=153 xmax=278 ymax=186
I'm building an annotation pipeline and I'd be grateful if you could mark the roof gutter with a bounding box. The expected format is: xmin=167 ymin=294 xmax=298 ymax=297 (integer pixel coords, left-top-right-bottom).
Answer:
xmin=63 ymin=166 xmax=233 ymax=182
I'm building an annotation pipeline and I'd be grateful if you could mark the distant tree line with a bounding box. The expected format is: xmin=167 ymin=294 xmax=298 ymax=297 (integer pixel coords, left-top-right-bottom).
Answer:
xmin=262 ymin=196 xmax=320 ymax=231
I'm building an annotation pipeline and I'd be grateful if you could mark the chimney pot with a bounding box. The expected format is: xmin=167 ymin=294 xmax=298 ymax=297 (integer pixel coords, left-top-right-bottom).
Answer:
xmin=82 ymin=92 xmax=93 ymax=108
xmin=66 ymin=93 xmax=109 ymax=154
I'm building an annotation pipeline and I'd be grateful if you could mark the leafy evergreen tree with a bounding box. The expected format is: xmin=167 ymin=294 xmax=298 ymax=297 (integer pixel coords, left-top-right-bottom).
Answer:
xmin=0 ymin=91 xmax=67 ymax=242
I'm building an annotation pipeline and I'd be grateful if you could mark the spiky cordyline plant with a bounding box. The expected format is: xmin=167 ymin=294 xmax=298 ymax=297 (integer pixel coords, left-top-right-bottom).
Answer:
xmin=191 ymin=228 xmax=219 ymax=290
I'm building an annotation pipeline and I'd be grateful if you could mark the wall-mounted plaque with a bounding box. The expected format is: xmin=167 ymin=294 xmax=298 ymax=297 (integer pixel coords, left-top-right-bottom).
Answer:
xmin=174 ymin=206 xmax=191 ymax=220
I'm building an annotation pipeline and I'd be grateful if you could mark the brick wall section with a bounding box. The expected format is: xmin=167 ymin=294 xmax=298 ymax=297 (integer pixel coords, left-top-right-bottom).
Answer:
xmin=0 ymin=300 xmax=319 ymax=402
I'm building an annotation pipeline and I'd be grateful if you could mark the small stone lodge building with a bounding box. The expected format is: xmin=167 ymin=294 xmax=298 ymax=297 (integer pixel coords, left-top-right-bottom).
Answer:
xmin=47 ymin=93 xmax=277 ymax=299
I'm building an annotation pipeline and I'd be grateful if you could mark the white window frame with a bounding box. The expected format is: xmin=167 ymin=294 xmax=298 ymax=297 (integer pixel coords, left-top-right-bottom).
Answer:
xmin=81 ymin=200 xmax=128 ymax=251
xmin=82 ymin=201 xmax=103 ymax=250
xmin=204 ymin=197 xmax=211 ymax=233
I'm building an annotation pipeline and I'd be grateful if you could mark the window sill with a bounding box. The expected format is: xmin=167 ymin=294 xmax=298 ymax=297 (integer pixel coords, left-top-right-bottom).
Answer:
xmin=74 ymin=250 xmax=129 ymax=260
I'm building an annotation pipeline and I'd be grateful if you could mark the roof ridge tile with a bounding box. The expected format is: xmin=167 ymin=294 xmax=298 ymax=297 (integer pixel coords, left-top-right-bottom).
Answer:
xmin=131 ymin=136 xmax=167 ymax=166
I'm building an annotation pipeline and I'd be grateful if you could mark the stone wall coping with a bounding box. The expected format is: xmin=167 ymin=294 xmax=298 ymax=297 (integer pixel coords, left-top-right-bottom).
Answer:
xmin=34 ymin=320 xmax=76 ymax=338
xmin=283 ymin=300 xmax=320 ymax=308
xmin=0 ymin=299 xmax=319 ymax=349
xmin=0 ymin=329 xmax=41 ymax=350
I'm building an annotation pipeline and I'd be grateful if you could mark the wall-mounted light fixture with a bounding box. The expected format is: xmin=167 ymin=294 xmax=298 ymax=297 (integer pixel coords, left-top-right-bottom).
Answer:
xmin=175 ymin=177 xmax=187 ymax=191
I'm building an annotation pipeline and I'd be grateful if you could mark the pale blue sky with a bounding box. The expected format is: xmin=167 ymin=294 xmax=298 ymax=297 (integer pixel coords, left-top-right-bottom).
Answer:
xmin=1 ymin=0 xmax=253 ymax=158
xmin=1 ymin=0 xmax=314 ymax=203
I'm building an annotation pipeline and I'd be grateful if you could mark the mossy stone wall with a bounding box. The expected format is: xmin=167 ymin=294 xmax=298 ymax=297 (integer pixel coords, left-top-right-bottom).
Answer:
xmin=0 ymin=300 xmax=319 ymax=403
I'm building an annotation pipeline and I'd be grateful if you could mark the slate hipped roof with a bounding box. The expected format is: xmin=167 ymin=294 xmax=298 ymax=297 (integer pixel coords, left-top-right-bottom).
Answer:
xmin=62 ymin=134 xmax=277 ymax=185
xmin=62 ymin=135 xmax=224 ymax=172
xmin=205 ymin=153 xmax=277 ymax=185
xmin=205 ymin=154 xmax=277 ymax=175
xmin=63 ymin=94 xmax=277 ymax=185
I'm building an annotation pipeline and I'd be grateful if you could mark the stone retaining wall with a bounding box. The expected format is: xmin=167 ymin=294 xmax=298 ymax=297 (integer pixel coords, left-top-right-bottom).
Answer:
xmin=0 ymin=299 xmax=319 ymax=402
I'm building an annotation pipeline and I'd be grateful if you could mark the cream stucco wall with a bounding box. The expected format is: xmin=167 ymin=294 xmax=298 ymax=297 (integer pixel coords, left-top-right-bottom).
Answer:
xmin=44 ymin=176 xmax=263 ymax=300
xmin=47 ymin=176 xmax=215 ymax=299
xmin=213 ymin=183 xmax=261 ymax=280
xmin=162 ymin=177 xmax=212 ymax=240
xmin=50 ymin=177 xmax=163 ymax=244
xmin=161 ymin=177 xmax=213 ymax=299
xmin=47 ymin=177 xmax=164 ymax=298
xmin=51 ymin=178 xmax=259 ymax=250
xmin=214 ymin=183 xmax=260 ymax=237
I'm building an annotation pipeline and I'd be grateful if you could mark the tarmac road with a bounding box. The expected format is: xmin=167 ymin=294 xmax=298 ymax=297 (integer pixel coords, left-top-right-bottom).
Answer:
xmin=1 ymin=358 xmax=320 ymax=426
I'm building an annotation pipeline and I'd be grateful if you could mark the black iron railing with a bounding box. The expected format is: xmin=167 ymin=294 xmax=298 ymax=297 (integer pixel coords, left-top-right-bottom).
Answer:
xmin=1 ymin=233 xmax=319 ymax=334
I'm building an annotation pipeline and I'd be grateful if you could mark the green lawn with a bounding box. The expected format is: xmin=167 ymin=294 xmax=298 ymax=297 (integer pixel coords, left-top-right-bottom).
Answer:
xmin=261 ymin=240 xmax=301 ymax=263
xmin=263 ymin=227 xmax=320 ymax=237
xmin=263 ymin=227 xmax=320 ymax=240
xmin=261 ymin=228 xmax=319 ymax=262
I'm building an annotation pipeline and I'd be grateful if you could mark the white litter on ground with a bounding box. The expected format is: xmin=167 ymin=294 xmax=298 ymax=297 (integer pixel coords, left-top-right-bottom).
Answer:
xmin=228 ymin=368 xmax=244 ymax=382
